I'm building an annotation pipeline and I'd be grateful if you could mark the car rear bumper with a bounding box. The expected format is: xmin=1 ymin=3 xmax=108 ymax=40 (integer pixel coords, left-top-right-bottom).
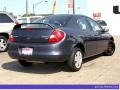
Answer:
xmin=8 ymin=42 xmax=72 ymax=62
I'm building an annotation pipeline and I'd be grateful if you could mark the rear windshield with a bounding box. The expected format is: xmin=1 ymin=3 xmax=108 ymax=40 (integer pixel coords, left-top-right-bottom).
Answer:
xmin=14 ymin=23 xmax=52 ymax=30
xmin=33 ymin=15 xmax=71 ymax=27
xmin=30 ymin=17 xmax=41 ymax=23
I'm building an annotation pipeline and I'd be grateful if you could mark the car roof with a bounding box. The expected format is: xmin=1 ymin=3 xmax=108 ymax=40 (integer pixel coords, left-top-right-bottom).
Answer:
xmin=17 ymin=14 xmax=90 ymax=20
xmin=45 ymin=14 xmax=90 ymax=19
xmin=17 ymin=16 xmax=43 ymax=19
xmin=0 ymin=11 xmax=11 ymax=15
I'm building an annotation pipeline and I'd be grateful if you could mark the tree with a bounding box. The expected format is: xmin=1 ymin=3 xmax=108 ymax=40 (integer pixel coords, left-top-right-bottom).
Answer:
xmin=22 ymin=13 xmax=35 ymax=17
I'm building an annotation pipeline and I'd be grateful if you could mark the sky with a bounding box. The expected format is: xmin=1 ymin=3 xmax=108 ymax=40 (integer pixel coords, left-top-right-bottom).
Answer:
xmin=0 ymin=0 xmax=87 ymax=16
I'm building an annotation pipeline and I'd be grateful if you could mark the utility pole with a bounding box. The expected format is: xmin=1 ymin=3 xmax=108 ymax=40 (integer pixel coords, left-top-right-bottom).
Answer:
xmin=33 ymin=4 xmax=35 ymax=15
xmin=73 ymin=0 xmax=75 ymax=14
xmin=3 ymin=6 xmax=7 ymax=12
xmin=26 ymin=0 xmax=28 ymax=16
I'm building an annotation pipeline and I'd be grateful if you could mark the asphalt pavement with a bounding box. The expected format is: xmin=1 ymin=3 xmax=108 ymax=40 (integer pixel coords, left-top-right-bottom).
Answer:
xmin=0 ymin=36 xmax=120 ymax=84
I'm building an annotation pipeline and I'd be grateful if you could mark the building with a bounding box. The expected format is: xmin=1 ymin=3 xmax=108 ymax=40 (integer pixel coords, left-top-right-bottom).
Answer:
xmin=86 ymin=0 xmax=120 ymax=35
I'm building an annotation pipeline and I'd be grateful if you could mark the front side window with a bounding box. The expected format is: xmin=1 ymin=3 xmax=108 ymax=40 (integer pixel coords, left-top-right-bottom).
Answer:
xmin=0 ymin=14 xmax=13 ymax=23
xmin=87 ymin=18 xmax=102 ymax=31
xmin=76 ymin=17 xmax=91 ymax=31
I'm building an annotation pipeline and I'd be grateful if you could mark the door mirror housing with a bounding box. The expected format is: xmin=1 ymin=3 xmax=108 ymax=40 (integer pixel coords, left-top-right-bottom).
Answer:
xmin=102 ymin=27 xmax=109 ymax=32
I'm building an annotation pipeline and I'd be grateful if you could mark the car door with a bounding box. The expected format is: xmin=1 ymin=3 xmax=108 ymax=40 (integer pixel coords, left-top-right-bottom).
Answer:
xmin=87 ymin=18 xmax=109 ymax=54
xmin=76 ymin=16 xmax=99 ymax=57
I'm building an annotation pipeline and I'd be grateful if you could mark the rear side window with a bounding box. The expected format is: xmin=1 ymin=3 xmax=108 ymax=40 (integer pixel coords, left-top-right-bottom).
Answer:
xmin=34 ymin=15 xmax=71 ymax=27
xmin=0 ymin=14 xmax=13 ymax=23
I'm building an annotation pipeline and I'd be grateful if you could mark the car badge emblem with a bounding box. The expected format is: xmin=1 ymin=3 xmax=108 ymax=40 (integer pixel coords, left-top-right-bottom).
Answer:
xmin=27 ymin=37 xmax=30 ymax=40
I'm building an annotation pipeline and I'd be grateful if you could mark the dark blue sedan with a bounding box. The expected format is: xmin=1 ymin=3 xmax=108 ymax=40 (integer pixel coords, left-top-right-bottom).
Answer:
xmin=8 ymin=14 xmax=115 ymax=71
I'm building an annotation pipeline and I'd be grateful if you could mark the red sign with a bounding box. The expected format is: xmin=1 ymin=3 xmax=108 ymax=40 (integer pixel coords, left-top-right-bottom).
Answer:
xmin=68 ymin=0 xmax=73 ymax=8
xmin=93 ymin=13 xmax=101 ymax=20
xmin=93 ymin=13 xmax=101 ymax=17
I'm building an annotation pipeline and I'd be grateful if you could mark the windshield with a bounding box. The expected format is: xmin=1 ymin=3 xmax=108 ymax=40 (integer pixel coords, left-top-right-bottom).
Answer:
xmin=33 ymin=15 xmax=71 ymax=27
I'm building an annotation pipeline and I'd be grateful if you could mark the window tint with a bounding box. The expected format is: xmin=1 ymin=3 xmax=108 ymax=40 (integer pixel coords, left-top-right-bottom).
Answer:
xmin=77 ymin=17 xmax=90 ymax=31
xmin=87 ymin=18 xmax=102 ymax=31
xmin=34 ymin=15 xmax=71 ymax=27
xmin=0 ymin=14 xmax=13 ymax=23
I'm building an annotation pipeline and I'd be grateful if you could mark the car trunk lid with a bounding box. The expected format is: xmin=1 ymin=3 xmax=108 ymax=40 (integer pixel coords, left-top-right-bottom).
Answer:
xmin=11 ymin=23 xmax=54 ymax=43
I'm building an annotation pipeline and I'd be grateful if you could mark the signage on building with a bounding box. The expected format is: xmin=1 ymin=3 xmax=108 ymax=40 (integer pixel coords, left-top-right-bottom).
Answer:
xmin=93 ymin=13 xmax=101 ymax=20
xmin=113 ymin=6 xmax=120 ymax=14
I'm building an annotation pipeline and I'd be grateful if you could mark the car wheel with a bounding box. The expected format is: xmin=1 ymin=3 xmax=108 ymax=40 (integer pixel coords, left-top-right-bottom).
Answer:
xmin=68 ymin=48 xmax=83 ymax=72
xmin=0 ymin=36 xmax=8 ymax=52
xmin=103 ymin=41 xmax=115 ymax=56
xmin=18 ymin=60 xmax=33 ymax=67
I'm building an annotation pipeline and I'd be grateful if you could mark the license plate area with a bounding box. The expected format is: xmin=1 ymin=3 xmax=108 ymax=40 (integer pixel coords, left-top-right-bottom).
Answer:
xmin=20 ymin=48 xmax=33 ymax=55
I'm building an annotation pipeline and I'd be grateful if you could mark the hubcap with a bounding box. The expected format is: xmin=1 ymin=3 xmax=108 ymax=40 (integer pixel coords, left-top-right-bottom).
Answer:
xmin=0 ymin=39 xmax=7 ymax=51
xmin=74 ymin=51 xmax=82 ymax=68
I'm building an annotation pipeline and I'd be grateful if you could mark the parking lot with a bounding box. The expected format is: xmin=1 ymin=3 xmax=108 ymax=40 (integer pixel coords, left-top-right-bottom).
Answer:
xmin=0 ymin=36 xmax=120 ymax=84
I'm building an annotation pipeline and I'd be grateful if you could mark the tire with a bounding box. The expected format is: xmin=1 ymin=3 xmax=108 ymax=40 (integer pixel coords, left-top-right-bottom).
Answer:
xmin=18 ymin=60 xmax=33 ymax=67
xmin=103 ymin=41 xmax=115 ymax=56
xmin=67 ymin=48 xmax=83 ymax=72
xmin=0 ymin=36 xmax=8 ymax=52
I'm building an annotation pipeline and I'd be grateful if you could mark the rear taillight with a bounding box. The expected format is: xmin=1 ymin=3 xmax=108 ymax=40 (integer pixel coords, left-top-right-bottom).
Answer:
xmin=48 ymin=29 xmax=65 ymax=43
xmin=9 ymin=33 xmax=14 ymax=42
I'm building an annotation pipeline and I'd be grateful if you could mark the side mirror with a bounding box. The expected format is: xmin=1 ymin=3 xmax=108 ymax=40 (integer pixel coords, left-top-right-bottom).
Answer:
xmin=102 ymin=27 xmax=109 ymax=32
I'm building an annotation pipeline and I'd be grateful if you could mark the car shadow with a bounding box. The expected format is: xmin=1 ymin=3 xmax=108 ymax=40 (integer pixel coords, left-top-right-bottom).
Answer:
xmin=2 ymin=54 xmax=103 ymax=74
xmin=83 ymin=54 xmax=103 ymax=63
xmin=2 ymin=61 xmax=69 ymax=74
